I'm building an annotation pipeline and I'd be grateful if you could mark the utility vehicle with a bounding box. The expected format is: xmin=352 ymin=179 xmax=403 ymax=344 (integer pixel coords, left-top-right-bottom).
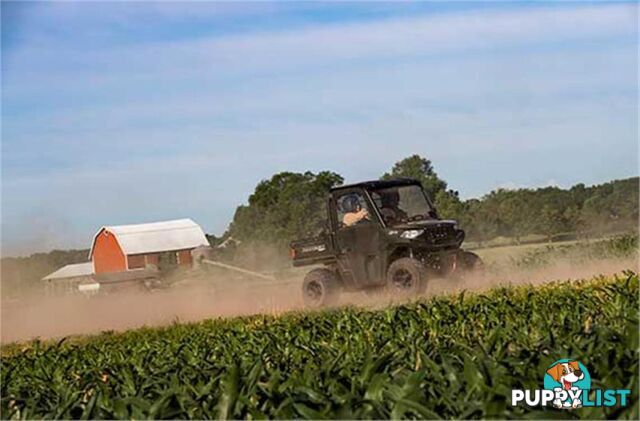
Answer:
xmin=290 ymin=178 xmax=482 ymax=307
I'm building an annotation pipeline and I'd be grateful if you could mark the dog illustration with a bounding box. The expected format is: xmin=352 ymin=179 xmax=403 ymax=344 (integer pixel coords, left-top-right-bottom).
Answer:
xmin=546 ymin=361 xmax=585 ymax=408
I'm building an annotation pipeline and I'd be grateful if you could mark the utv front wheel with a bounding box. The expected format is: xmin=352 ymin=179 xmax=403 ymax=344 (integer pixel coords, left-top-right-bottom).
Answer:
xmin=386 ymin=258 xmax=427 ymax=296
xmin=459 ymin=251 xmax=484 ymax=275
xmin=302 ymin=268 xmax=340 ymax=308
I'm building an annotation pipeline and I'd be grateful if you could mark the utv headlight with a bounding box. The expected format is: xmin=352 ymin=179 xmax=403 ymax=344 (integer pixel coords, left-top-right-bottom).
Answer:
xmin=401 ymin=229 xmax=423 ymax=239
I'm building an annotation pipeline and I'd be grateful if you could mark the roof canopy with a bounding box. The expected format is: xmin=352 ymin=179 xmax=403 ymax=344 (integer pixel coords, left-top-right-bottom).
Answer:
xmin=331 ymin=178 xmax=421 ymax=192
xmin=89 ymin=218 xmax=209 ymax=258
xmin=42 ymin=262 xmax=95 ymax=281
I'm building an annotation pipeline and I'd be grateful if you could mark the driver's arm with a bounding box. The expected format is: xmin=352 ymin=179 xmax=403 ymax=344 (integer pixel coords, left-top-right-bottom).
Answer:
xmin=343 ymin=209 xmax=369 ymax=226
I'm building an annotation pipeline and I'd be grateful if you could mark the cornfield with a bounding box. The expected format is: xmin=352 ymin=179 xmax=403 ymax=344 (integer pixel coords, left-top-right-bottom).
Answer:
xmin=2 ymin=272 xmax=638 ymax=419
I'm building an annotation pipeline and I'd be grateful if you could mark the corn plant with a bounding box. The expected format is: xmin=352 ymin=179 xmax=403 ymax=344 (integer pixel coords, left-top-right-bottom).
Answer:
xmin=2 ymin=272 xmax=638 ymax=419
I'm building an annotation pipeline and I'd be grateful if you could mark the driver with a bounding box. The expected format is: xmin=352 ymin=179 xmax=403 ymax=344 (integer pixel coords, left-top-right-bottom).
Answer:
xmin=379 ymin=190 xmax=407 ymax=224
xmin=342 ymin=195 xmax=369 ymax=226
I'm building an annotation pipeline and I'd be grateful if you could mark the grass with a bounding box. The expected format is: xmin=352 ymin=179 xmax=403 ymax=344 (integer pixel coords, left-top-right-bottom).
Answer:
xmin=474 ymin=235 xmax=638 ymax=269
xmin=2 ymin=271 xmax=638 ymax=419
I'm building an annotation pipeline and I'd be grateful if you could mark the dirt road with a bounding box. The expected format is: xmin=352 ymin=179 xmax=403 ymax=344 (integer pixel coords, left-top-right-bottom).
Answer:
xmin=2 ymin=257 xmax=637 ymax=344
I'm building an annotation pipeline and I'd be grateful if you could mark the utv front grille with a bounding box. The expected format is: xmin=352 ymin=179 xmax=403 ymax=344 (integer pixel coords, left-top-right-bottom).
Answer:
xmin=425 ymin=224 xmax=456 ymax=244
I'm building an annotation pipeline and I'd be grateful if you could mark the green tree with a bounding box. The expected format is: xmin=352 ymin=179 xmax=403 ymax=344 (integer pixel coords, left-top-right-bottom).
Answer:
xmin=228 ymin=171 xmax=344 ymax=245
xmin=433 ymin=189 xmax=464 ymax=221
xmin=537 ymin=205 xmax=565 ymax=242
xmin=382 ymin=155 xmax=448 ymax=199
xmin=563 ymin=205 xmax=585 ymax=234
xmin=464 ymin=198 xmax=499 ymax=246
xmin=499 ymin=191 xmax=536 ymax=243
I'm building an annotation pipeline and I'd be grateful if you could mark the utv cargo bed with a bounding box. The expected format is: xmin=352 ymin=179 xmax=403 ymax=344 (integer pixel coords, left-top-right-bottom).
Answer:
xmin=290 ymin=235 xmax=335 ymax=267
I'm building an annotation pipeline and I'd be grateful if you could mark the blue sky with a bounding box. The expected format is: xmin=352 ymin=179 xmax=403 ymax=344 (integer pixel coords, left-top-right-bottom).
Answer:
xmin=1 ymin=1 xmax=638 ymax=255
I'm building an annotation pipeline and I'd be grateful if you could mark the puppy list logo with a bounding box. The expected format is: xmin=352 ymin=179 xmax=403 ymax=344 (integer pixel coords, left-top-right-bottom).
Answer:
xmin=511 ymin=359 xmax=631 ymax=409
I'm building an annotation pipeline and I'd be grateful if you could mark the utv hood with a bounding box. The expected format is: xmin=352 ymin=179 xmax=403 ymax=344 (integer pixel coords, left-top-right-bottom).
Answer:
xmin=390 ymin=219 xmax=457 ymax=230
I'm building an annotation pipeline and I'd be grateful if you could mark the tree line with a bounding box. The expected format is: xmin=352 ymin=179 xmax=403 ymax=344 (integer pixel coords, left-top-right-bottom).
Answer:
xmin=1 ymin=249 xmax=90 ymax=298
xmin=217 ymin=155 xmax=637 ymax=249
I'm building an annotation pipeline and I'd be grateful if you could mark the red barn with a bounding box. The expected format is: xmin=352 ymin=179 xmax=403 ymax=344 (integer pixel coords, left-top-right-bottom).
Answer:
xmin=88 ymin=219 xmax=209 ymax=274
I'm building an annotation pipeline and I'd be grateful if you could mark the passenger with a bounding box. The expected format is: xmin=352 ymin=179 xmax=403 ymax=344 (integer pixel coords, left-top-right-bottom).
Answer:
xmin=342 ymin=195 xmax=369 ymax=226
xmin=379 ymin=190 xmax=408 ymax=224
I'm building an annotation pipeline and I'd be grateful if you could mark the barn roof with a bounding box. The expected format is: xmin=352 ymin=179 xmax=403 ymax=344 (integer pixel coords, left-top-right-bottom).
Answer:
xmin=42 ymin=262 xmax=95 ymax=281
xmin=88 ymin=218 xmax=209 ymax=258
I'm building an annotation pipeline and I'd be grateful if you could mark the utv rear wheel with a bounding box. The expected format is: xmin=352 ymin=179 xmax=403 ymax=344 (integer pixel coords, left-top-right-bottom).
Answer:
xmin=386 ymin=258 xmax=427 ymax=296
xmin=302 ymin=268 xmax=340 ymax=308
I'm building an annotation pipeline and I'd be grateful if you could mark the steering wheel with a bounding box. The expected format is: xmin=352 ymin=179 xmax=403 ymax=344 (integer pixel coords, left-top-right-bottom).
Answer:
xmin=406 ymin=214 xmax=426 ymax=223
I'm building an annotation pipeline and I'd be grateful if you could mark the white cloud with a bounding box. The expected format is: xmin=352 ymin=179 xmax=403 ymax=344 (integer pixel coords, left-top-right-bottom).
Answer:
xmin=1 ymin=3 xmax=637 ymax=253
xmin=4 ymin=4 xmax=636 ymax=95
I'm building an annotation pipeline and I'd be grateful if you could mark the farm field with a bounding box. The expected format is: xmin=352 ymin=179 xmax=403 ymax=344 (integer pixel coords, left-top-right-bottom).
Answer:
xmin=473 ymin=239 xmax=583 ymax=266
xmin=472 ymin=234 xmax=637 ymax=268
xmin=2 ymin=271 xmax=638 ymax=419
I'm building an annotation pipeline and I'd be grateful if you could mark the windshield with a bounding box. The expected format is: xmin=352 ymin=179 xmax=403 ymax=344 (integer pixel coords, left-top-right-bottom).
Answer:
xmin=370 ymin=185 xmax=435 ymax=226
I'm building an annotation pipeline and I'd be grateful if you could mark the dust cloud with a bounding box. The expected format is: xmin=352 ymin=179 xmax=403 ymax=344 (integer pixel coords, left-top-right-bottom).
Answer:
xmin=428 ymin=256 xmax=639 ymax=296
xmin=0 ymin=278 xmax=303 ymax=344
xmin=1 ymin=257 xmax=637 ymax=344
